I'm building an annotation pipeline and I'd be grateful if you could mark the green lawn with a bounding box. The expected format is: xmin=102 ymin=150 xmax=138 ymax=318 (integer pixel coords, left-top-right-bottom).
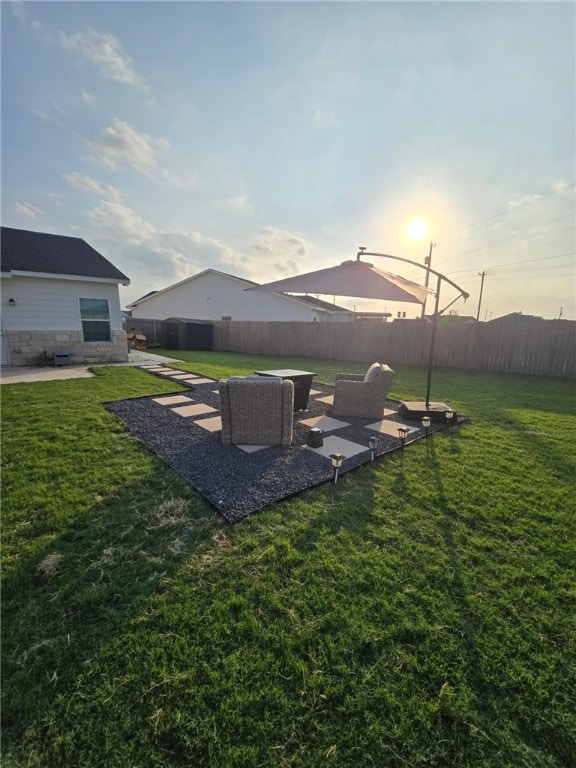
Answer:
xmin=2 ymin=352 xmax=575 ymax=767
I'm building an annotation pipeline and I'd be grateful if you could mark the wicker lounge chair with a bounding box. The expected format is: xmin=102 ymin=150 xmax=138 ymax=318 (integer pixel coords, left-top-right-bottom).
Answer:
xmin=219 ymin=377 xmax=294 ymax=446
xmin=331 ymin=362 xmax=394 ymax=419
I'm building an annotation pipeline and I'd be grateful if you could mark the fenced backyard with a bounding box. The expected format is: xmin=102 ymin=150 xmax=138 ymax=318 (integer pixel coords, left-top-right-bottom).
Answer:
xmin=213 ymin=318 xmax=576 ymax=378
xmin=2 ymin=353 xmax=575 ymax=767
xmin=129 ymin=316 xmax=576 ymax=378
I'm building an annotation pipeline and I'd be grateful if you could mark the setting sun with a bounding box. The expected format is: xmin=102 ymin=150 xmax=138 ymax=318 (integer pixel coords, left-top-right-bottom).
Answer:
xmin=406 ymin=218 xmax=429 ymax=240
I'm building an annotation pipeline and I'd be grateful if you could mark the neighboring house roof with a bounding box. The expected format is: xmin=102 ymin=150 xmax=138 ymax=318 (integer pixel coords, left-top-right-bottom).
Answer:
xmin=164 ymin=317 xmax=213 ymax=325
xmin=127 ymin=268 xmax=348 ymax=314
xmin=1 ymin=226 xmax=130 ymax=283
xmin=291 ymin=294 xmax=350 ymax=312
xmin=489 ymin=312 xmax=543 ymax=323
xmin=422 ymin=314 xmax=478 ymax=323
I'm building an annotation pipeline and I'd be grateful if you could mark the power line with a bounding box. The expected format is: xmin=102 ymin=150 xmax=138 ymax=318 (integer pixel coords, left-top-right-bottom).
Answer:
xmin=454 ymin=263 xmax=575 ymax=281
xmin=448 ymin=250 xmax=576 ymax=275
xmin=435 ymin=182 xmax=576 ymax=244
xmin=438 ymin=214 xmax=574 ymax=265
xmin=488 ymin=261 xmax=575 ymax=274
xmin=492 ymin=272 xmax=575 ymax=280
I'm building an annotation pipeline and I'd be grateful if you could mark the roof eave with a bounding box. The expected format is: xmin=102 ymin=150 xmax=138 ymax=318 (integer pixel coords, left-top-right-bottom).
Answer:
xmin=2 ymin=269 xmax=129 ymax=285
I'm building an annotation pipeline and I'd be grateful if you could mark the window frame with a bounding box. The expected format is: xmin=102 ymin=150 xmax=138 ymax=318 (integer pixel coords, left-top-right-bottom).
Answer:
xmin=79 ymin=298 xmax=112 ymax=343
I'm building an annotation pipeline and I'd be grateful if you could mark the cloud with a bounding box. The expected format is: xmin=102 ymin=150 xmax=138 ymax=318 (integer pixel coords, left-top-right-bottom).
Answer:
xmin=85 ymin=202 xmax=243 ymax=283
xmin=14 ymin=201 xmax=47 ymax=220
xmin=63 ymin=172 xmax=121 ymax=201
xmin=59 ymin=28 xmax=149 ymax=92
xmin=31 ymin=108 xmax=65 ymax=127
xmin=251 ymin=227 xmax=311 ymax=260
xmin=11 ymin=0 xmax=26 ymax=23
xmin=313 ymin=110 xmax=340 ymax=130
xmin=87 ymin=119 xmax=168 ymax=174
xmin=507 ymin=193 xmax=542 ymax=209
xmin=86 ymin=201 xmax=155 ymax=245
xmin=81 ymin=91 xmax=97 ymax=107
xmin=212 ymin=196 xmax=252 ymax=212
xmin=159 ymin=168 xmax=196 ymax=189
xmin=551 ymin=179 xmax=574 ymax=195
xmin=244 ymin=227 xmax=313 ymax=282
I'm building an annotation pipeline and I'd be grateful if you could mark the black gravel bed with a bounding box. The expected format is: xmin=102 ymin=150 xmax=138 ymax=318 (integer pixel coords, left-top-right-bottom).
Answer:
xmin=104 ymin=370 xmax=463 ymax=522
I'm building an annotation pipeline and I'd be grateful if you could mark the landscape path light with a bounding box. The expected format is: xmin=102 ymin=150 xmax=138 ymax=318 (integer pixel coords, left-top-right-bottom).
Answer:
xmin=330 ymin=452 xmax=345 ymax=484
xmin=422 ymin=415 xmax=431 ymax=436
xmin=368 ymin=435 xmax=378 ymax=462
xmin=397 ymin=426 xmax=410 ymax=449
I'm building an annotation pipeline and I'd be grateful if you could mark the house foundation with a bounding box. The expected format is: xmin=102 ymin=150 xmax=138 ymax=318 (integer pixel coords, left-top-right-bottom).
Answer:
xmin=6 ymin=330 xmax=128 ymax=366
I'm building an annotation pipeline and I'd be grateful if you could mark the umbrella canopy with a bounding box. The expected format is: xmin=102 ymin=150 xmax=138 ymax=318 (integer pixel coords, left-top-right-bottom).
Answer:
xmin=247 ymin=259 xmax=430 ymax=305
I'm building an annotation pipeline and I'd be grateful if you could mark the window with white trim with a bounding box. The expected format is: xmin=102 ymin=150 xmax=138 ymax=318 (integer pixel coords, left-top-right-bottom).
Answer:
xmin=79 ymin=298 xmax=111 ymax=342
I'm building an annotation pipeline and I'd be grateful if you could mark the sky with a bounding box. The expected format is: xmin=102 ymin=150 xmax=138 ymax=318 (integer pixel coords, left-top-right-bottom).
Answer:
xmin=2 ymin=0 xmax=575 ymax=320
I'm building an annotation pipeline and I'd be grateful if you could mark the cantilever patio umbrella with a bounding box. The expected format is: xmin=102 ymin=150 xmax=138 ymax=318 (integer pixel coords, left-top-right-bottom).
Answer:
xmin=247 ymin=247 xmax=469 ymax=417
xmin=246 ymin=257 xmax=430 ymax=305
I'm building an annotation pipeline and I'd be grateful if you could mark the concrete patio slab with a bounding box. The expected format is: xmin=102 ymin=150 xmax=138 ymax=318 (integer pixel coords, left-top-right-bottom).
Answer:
xmin=0 ymin=350 xmax=184 ymax=384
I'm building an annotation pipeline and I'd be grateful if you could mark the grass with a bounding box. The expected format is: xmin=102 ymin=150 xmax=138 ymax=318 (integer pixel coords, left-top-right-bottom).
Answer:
xmin=2 ymin=352 xmax=575 ymax=767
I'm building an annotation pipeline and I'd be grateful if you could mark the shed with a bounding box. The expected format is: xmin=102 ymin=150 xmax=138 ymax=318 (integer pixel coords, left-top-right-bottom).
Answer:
xmin=162 ymin=318 xmax=213 ymax=351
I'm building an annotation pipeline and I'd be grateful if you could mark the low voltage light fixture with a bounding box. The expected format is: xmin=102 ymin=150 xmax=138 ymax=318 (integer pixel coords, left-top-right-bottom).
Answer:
xmin=368 ymin=435 xmax=378 ymax=462
xmin=329 ymin=452 xmax=345 ymax=484
xmin=422 ymin=415 xmax=431 ymax=435
xmin=8 ymin=298 xmax=16 ymax=307
xmin=397 ymin=426 xmax=410 ymax=448
xmin=445 ymin=409 xmax=455 ymax=428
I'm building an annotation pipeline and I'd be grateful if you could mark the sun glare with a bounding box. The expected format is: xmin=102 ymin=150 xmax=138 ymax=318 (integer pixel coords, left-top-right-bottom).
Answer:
xmin=406 ymin=218 xmax=429 ymax=241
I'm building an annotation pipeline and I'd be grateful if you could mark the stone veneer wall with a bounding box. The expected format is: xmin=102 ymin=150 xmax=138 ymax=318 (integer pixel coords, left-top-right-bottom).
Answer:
xmin=6 ymin=330 xmax=128 ymax=366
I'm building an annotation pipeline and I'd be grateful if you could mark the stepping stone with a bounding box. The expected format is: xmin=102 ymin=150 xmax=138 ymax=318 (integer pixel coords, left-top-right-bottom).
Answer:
xmin=152 ymin=395 xmax=194 ymax=406
xmin=193 ymin=416 xmax=222 ymax=432
xmin=315 ymin=394 xmax=334 ymax=405
xmin=304 ymin=434 xmax=368 ymax=459
xmin=188 ymin=377 xmax=214 ymax=384
xmin=365 ymin=420 xmax=418 ymax=438
xmin=157 ymin=370 xmax=186 ymax=376
xmin=171 ymin=404 xmax=218 ymax=417
xmin=299 ymin=415 xmax=350 ymax=431
xmin=236 ymin=444 xmax=270 ymax=453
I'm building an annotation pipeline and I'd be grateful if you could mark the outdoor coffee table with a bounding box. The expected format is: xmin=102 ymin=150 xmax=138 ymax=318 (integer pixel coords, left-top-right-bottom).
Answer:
xmin=254 ymin=368 xmax=317 ymax=411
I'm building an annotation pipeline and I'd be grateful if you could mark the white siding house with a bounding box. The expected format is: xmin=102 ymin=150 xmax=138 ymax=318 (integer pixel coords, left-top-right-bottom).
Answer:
xmin=127 ymin=269 xmax=351 ymax=322
xmin=1 ymin=227 xmax=130 ymax=366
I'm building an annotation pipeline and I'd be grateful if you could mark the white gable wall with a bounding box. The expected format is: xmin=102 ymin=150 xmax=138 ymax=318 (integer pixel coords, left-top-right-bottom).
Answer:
xmin=1 ymin=275 xmax=127 ymax=365
xmin=1 ymin=275 xmax=124 ymax=331
xmin=130 ymin=271 xmax=328 ymax=321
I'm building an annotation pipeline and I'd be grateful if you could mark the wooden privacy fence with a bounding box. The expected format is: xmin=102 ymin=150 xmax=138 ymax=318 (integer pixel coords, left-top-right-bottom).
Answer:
xmin=124 ymin=318 xmax=163 ymax=347
xmin=213 ymin=319 xmax=576 ymax=379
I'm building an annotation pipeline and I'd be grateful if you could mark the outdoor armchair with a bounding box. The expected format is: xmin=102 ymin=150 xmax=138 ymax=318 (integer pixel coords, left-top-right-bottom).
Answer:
xmin=219 ymin=377 xmax=294 ymax=446
xmin=331 ymin=362 xmax=394 ymax=419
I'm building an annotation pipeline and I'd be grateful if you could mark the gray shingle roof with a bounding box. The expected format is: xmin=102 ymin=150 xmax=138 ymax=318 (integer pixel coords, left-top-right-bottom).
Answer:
xmin=1 ymin=227 xmax=130 ymax=283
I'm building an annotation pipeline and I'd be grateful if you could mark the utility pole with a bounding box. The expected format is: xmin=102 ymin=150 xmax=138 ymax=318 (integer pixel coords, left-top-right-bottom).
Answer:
xmin=420 ymin=241 xmax=435 ymax=318
xmin=476 ymin=271 xmax=486 ymax=321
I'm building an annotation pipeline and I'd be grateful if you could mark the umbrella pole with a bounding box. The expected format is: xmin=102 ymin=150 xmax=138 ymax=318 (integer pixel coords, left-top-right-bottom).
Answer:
xmin=425 ymin=273 xmax=442 ymax=408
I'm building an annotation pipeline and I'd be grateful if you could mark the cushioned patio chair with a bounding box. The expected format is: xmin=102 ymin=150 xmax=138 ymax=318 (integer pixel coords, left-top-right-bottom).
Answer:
xmin=331 ymin=362 xmax=394 ymax=419
xmin=219 ymin=377 xmax=294 ymax=446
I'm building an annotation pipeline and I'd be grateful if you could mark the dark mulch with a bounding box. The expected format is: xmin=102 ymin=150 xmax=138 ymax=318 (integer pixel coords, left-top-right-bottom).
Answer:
xmin=104 ymin=371 xmax=458 ymax=522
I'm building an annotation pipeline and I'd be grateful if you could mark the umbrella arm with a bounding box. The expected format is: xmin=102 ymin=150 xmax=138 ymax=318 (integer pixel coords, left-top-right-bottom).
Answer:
xmin=358 ymin=249 xmax=469 ymax=408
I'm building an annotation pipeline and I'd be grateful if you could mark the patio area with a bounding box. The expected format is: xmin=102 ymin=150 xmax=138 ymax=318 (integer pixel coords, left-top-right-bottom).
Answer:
xmin=104 ymin=365 xmax=463 ymax=522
